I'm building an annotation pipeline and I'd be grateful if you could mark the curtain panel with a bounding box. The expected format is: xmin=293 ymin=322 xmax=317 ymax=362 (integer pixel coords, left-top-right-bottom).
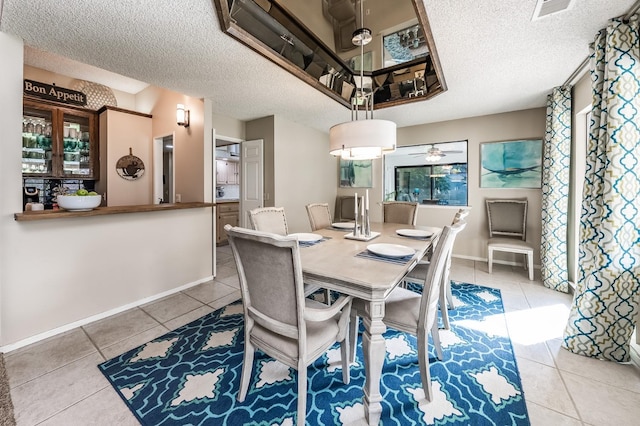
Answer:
xmin=563 ymin=15 xmax=640 ymax=362
xmin=541 ymin=86 xmax=572 ymax=293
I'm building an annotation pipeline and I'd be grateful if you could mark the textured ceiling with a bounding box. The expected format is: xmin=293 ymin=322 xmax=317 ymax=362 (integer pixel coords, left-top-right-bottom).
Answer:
xmin=1 ymin=0 xmax=637 ymax=133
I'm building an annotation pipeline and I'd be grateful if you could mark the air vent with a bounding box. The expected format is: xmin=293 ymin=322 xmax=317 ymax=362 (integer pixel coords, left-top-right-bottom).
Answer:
xmin=532 ymin=0 xmax=575 ymax=21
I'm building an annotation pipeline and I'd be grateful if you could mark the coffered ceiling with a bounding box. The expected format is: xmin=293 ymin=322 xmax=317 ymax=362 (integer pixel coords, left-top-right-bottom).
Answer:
xmin=1 ymin=0 xmax=637 ymax=133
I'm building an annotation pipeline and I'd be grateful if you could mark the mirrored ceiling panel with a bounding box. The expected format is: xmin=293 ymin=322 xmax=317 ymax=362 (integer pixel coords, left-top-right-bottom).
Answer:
xmin=213 ymin=0 xmax=447 ymax=110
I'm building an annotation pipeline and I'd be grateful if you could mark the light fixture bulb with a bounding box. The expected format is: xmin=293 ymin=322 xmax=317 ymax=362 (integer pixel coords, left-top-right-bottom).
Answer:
xmin=176 ymin=104 xmax=190 ymax=127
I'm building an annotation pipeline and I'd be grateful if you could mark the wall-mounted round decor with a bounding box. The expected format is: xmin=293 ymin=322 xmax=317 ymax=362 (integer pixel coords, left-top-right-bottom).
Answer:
xmin=116 ymin=148 xmax=145 ymax=180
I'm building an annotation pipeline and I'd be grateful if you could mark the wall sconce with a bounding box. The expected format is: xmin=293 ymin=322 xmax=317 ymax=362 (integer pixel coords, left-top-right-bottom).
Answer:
xmin=176 ymin=104 xmax=190 ymax=127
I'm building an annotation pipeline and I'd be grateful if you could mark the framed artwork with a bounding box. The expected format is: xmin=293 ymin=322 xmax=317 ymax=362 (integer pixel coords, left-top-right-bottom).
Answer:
xmin=340 ymin=159 xmax=372 ymax=188
xmin=480 ymin=139 xmax=543 ymax=188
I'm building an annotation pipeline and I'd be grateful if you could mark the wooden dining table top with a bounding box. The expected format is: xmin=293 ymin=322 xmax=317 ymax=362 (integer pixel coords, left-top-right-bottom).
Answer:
xmin=299 ymin=222 xmax=441 ymax=301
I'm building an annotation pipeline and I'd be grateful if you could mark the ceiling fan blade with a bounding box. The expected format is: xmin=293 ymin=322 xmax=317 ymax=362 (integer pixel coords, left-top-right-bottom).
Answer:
xmin=441 ymin=150 xmax=464 ymax=154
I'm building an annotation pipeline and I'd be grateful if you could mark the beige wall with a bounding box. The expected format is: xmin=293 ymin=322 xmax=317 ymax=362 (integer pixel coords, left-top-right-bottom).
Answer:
xmin=101 ymin=109 xmax=153 ymax=206
xmin=23 ymin=65 xmax=136 ymax=110
xmin=273 ymin=115 xmax=338 ymax=232
xmin=136 ymin=86 xmax=205 ymax=203
xmin=348 ymin=108 xmax=546 ymax=264
xmin=213 ymin=113 xmax=245 ymax=140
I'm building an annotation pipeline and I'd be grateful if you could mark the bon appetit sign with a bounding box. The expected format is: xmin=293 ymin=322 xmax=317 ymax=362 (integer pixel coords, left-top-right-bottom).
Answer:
xmin=24 ymin=80 xmax=87 ymax=107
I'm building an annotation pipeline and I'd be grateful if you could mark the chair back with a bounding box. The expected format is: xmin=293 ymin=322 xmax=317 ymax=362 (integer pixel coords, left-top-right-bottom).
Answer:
xmin=418 ymin=221 xmax=467 ymax=329
xmin=453 ymin=208 xmax=470 ymax=224
xmin=383 ymin=201 xmax=418 ymax=225
xmin=485 ymin=198 xmax=527 ymax=240
xmin=225 ymin=225 xmax=304 ymax=338
xmin=305 ymin=203 xmax=332 ymax=231
xmin=334 ymin=196 xmax=358 ymax=222
xmin=248 ymin=207 xmax=289 ymax=235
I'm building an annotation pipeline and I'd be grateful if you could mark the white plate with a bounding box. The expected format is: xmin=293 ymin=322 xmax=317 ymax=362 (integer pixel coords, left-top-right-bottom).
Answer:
xmin=396 ymin=229 xmax=432 ymax=238
xmin=288 ymin=233 xmax=323 ymax=243
xmin=332 ymin=222 xmax=355 ymax=229
xmin=367 ymin=243 xmax=415 ymax=259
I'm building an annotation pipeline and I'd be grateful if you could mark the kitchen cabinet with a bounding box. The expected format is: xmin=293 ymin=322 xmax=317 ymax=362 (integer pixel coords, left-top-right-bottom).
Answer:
xmin=216 ymin=159 xmax=239 ymax=184
xmin=217 ymin=202 xmax=239 ymax=244
xmin=22 ymin=99 xmax=99 ymax=179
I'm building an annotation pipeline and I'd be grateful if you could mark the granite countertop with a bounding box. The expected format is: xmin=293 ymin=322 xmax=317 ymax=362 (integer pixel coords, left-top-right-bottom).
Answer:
xmin=216 ymin=199 xmax=239 ymax=203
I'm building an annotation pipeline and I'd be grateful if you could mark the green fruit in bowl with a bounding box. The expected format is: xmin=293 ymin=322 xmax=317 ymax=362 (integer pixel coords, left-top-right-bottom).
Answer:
xmin=88 ymin=191 xmax=98 ymax=196
xmin=76 ymin=189 xmax=89 ymax=196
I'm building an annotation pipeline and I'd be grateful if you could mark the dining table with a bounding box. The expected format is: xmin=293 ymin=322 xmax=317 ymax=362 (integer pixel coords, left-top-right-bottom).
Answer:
xmin=298 ymin=221 xmax=441 ymax=425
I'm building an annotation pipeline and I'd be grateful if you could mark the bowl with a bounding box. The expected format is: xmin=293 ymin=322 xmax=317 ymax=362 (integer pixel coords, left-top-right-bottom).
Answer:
xmin=56 ymin=194 xmax=102 ymax=211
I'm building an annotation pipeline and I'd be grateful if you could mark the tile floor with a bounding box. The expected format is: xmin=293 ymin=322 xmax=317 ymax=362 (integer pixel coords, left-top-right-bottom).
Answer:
xmin=4 ymin=246 xmax=640 ymax=425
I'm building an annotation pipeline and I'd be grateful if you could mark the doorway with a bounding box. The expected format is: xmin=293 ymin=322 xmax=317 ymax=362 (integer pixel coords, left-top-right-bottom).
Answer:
xmin=153 ymin=134 xmax=175 ymax=204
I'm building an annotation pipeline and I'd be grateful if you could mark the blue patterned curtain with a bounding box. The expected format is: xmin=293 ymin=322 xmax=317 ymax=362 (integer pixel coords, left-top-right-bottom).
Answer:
xmin=541 ymin=87 xmax=572 ymax=293
xmin=563 ymin=14 xmax=640 ymax=362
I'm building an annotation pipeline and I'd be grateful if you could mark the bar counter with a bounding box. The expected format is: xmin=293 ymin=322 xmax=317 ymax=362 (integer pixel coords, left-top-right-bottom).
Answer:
xmin=14 ymin=202 xmax=215 ymax=222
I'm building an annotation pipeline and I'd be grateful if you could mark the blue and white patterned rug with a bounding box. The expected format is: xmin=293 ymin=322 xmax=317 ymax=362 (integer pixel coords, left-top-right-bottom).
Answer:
xmin=99 ymin=282 xmax=529 ymax=425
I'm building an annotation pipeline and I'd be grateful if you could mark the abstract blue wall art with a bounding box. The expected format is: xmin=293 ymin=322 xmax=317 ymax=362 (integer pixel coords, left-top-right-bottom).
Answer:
xmin=480 ymin=139 xmax=543 ymax=188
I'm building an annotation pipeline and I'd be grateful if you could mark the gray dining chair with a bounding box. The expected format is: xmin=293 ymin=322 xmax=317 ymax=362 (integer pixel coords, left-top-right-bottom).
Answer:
xmin=247 ymin=207 xmax=289 ymax=235
xmin=350 ymin=221 xmax=466 ymax=402
xmin=383 ymin=201 xmax=418 ymax=225
xmin=305 ymin=202 xmax=332 ymax=231
xmin=404 ymin=208 xmax=468 ymax=330
xmin=248 ymin=206 xmax=330 ymax=302
xmin=486 ymin=198 xmax=534 ymax=280
xmin=225 ymin=225 xmax=352 ymax=426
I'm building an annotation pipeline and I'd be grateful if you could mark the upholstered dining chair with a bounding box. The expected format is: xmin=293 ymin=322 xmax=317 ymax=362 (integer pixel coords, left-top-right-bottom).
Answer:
xmin=305 ymin=203 xmax=332 ymax=231
xmin=349 ymin=221 xmax=465 ymax=402
xmin=334 ymin=195 xmax=357 ymax=222
xmin=248 ymin=207 xmax=288 ymax=235
xmin=225 ymin=225 xmax=352 ymax=426
xmin=405 ymin=208 xmax=468 ymax=330
xmin=485 ymin=198 xmax=534 ymax=280
xmin=383 ymin=201 xmax=418 ymax=225
xmin=249 ymin=206 xmax=330 ymax=302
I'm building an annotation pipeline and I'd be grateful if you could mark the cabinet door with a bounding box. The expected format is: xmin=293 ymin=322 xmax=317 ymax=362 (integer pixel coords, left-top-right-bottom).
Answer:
xmin=217 ymin=211 xmax=239 ymax=243
xmin=22 ymin=100 xmax=99 ymax=179
xmin=229 ymin=162 xmax=239 ymax=184
xmin=22 ymin=105 xmax=54 ymax=176
xmin=216 ymin=159 xmax=228 ymax=184
xmin=60 ymin=110 xmax=97 ymax=178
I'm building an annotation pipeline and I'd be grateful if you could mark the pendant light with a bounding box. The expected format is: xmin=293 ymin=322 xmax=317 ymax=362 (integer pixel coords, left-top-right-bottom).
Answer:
xmin=329 ymin=0 xmax=396 ymax=160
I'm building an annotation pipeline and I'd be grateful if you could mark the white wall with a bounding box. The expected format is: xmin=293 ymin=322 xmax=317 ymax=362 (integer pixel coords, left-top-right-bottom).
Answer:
xmin=0 ymin=33 xmax=215 ymax=350
xmin=0 ymin=32 xmax=25 ymax=347
xmin=272 ymin=115 xmax=339 ymax=233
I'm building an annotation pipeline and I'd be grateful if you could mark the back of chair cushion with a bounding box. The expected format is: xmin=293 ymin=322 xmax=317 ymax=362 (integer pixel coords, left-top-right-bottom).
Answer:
xmin=228 ymin=230 xmax=300 ymax=328
xmin=335 ymin=196 xmax=356 ymax=222
xmin=248 ymin=207 xmax=289 ymax=235
xmin=306 ymin=203 xmax=332 ymax=231
xmin=383 ymin=202 xmax=418 ymax=225
xmin=486 ymin=199 xmax=527 ymax=239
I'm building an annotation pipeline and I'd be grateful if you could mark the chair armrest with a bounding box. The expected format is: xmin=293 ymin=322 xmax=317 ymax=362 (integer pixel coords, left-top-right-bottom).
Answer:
xmin=304 ymin=295 xmax=352 ymax=322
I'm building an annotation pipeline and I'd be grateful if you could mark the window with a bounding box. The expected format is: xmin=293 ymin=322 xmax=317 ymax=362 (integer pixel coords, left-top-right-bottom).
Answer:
xmin=384 ymin=141 xmax=468 ymax=206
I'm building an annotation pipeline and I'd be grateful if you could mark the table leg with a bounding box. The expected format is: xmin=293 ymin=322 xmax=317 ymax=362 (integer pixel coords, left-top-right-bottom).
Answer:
xmin=361 ymin=299 xmax=387 ymax=425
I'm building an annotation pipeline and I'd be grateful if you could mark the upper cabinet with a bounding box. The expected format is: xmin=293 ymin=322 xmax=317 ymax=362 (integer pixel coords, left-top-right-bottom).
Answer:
xmin=22 ymin=99 xmax=99 ymax=179
xmin=216 ymin=159 xmax=239 ymax=185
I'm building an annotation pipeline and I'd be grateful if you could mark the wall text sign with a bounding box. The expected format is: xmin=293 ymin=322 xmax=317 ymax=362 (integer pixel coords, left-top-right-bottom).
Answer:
xmin=23 ymin=80 xmax=87 ymax=107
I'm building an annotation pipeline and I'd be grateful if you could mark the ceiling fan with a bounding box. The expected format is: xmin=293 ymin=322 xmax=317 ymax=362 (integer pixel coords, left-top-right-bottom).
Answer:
xmin=410 ymin=144 xmax=464 ymax=161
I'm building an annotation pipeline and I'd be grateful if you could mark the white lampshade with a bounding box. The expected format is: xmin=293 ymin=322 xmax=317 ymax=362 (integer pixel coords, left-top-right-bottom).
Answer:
xmin=329 ymin=119 xmax=396 ymax=160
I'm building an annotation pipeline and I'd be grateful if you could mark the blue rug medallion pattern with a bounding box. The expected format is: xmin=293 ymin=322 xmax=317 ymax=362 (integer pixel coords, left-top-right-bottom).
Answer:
xmin=99 ymin=283 xmax=529 ymax=425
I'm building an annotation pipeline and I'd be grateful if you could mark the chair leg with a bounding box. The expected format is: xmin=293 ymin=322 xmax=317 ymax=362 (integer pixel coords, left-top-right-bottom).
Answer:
xmin=488 ymin=247 xmax=494 ymax=274
xmin=324 ymin=289 xmax=331 ymax=304
xmin=340 ymin=338 xmax=351 ymax=384
xmin=527 ymin=252 xmax=534 ymax=280
xmin=439 ymin=283 xmax=450 ymax=330
xmin=431 ymin=321 xmax=443 ymax=361
xmin=297 ymin=365 xmax=307 ymax=426
xmin=417 ymin=329 xmax=433 ymax=402
xmin=238 ymin=341 xmax=255 ymax=402
xmin=348 ymin=311 xmax=359 ymax=363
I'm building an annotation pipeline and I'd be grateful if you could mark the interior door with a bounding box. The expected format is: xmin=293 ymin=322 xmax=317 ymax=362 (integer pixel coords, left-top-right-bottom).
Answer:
xmin=240 ymin=139 xmax=264 ymax=227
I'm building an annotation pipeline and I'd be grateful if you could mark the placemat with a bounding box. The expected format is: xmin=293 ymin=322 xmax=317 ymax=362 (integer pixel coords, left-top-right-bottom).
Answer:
xmin=299 ymin=237 xmax=331 ymax=248
xmin=356 ymin=249 xmax=414 ymax=265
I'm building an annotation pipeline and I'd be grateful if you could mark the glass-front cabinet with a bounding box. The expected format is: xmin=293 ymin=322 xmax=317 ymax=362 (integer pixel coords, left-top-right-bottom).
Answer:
xmin=22 ymin=100 xmax=98 ymax=179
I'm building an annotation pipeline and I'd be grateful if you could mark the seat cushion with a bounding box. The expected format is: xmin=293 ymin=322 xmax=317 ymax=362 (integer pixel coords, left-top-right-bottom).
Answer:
xmin=488 ymin=237 xmax=534 ymax=252
xmin=250 ymin=300 xmax=341 ymax=366
xmin=383 ymin=286 xmax=421 ymax=334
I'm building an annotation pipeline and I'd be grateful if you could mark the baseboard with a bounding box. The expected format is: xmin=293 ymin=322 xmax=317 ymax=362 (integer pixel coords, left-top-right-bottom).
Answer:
xmin=1 ymin=275 xmax=214 ymax=353
xmin=452 ymin=254 xmax=539 ymax=269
